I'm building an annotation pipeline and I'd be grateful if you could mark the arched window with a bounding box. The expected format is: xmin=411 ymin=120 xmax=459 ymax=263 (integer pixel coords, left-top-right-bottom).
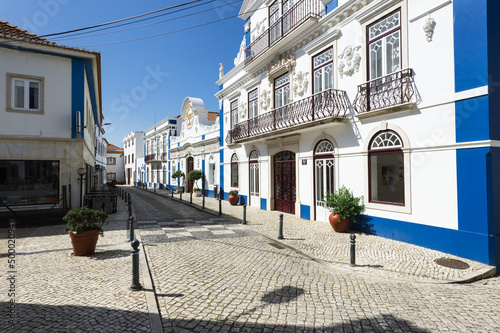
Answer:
xmin=231 ymin=153 xmax=239 ymax=187
xmin=369 ymin=130 xmax=404 ymax=205
xmin=249 ymin=150 xmax=259 ymax=197
xmin=314 ymin=140 xmax=335 ymax=214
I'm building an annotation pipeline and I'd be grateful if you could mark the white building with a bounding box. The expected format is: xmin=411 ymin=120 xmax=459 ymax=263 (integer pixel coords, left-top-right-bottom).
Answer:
xmin=106 ymin=142 xmax=125 ymax=184
xmin=0 ymin=20 xmax=103 ymax=210
xmin=215 ymin=0 xmax=500 ymax=268
xmin=123 ymin=131 xmax=144 ymax=186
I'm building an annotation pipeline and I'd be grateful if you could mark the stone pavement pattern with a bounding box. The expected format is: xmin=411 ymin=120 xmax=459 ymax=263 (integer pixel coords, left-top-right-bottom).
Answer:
xmin=0 ymin=199 xmax=151 ymax=333
xmin=130 ymin=187 xmax=500 ymax=333
xmin=148 ymin=187 xmax=494 ymax=283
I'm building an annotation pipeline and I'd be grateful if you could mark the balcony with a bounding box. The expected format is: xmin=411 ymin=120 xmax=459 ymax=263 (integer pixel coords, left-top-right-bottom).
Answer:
xmin=244 ymin=0 xmax=323 ymax=66
xmin=353 ymin=68 xmax=418 ymax=115
xmin=145 ymin=154 xmax=156 ymax=163
xmin=226 ymin=89 xmax=349 ymax=144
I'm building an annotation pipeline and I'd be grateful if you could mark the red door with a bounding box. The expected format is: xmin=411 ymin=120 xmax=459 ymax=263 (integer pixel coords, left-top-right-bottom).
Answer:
xmin=274 ymin=151 xmax=296 ymax=214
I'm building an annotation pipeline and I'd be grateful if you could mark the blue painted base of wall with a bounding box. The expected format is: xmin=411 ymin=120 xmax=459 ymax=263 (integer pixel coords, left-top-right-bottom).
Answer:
xmin=351 ymin=215 xmax=499 ymax=267
xmin=206 ymin=190 xmax=214 ymax=198
xmin=238 ymin=195 xmax=248 ymax=206
xmin=261 ymin=198 xmax=267 ymax=211
xmin=300 ymin=204 xmax=310 ymax=220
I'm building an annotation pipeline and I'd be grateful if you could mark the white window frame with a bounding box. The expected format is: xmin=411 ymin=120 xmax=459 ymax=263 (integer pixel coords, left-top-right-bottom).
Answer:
xmin=7 ymin=74 xmax=44 ymax=113
xmin=231 ymin=99 xmax=239 ymax=129
xmin=313 ymin=48 xmax=333 ymax=94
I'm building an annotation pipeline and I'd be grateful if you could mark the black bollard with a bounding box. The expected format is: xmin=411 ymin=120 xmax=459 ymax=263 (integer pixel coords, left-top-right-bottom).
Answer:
xmin=218 ymin=191 xmax=222 ymax=216
xmin=190 ymin=192 xmax=192 ymax=204
xmin=278 ymin=214 xmax=284 ymax=239
xmin=171 ymin=189 xmax=174 ymax=198
xmin=129 ymin=216 xmax=135 ymax=242
xmin=124 ymin=191 xmax=128 ymax=203
xmin=128 ymin=200 xmax=132 ymax=218
xmin=350 ymin=234 xmax=356 ymax=266
xmin=242 ymin=205 xmax=247 ymax=224
xmin=130 ymin=239 xmax=143 ymax=291
xmin=128 ymin=193 xmax=131 ymax=204
xmin=202 ymin=193 xmax=205 ymax=209
xmin=180 ymin=190 xmax=182 ymax=201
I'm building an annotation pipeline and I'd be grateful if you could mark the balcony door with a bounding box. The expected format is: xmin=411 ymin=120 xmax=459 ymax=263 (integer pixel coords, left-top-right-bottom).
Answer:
xmin=249 ymin=150 xmax=260 ymax=208
xmin=274 ymin=151 xmax=296 ymax=215
xmin=314 ymin=140 xmax=335 ymax=222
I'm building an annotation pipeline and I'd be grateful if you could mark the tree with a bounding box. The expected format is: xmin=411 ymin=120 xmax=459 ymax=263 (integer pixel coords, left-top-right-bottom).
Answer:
xmin=187 ymin=169 xmax=204 ymax=191
xmin=171 ymin=170 xmax=185 ymax=187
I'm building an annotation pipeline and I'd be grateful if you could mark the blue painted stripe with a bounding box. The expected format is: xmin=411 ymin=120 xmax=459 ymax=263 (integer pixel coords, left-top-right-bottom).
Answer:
xmin=260 ymin=198 xmax=267 ymax=211
xmin=300 ymin=204 xmax=310 ymax=220
xmin=202 ymin=159 xmax=206 ymax=192
xmin=455 ymin=96 xmax=489 ymax=142
xmin=71 ymin=59 xmax=85 ymax=139
xmin=454 ymin=0 xmax=488 ymax=92
xmin=351 ymin=215 xmax=497 ymax=266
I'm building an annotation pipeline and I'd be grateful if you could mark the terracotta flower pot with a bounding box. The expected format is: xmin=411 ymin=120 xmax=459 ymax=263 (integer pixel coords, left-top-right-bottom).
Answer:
xmin=328 ymin=212 xmax=350 ymax=233
xmin=228 ymin=194 xmax=239 ymax=205
xmin=68 ymin=229 xmax=100 ymax=256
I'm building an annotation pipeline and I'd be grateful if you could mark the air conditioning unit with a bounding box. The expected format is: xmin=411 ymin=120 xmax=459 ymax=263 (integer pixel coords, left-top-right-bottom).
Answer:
xmin=76 ymin=111 xmax=82 ymax=133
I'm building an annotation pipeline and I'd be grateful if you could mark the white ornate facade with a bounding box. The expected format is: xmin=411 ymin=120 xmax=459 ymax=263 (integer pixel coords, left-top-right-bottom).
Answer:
xmin=215 ymin=0 xmax=500 ymax=268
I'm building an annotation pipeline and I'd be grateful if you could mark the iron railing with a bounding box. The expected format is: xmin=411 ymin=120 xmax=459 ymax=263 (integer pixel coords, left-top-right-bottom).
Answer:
xmin=353 ymin=68 xmax=417 ymax=113
xmin=244 ymin=0 xmax=323 ymax=65
xmin=226 ymin=88 xmax=349 ymax=144
xmin=145 ymin=153 xmax=156 ymax=163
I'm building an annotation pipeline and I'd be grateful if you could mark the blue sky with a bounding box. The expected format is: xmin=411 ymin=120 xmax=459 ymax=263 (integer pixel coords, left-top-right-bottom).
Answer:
xmin=0 ymin=0 xmax=245 ymax=146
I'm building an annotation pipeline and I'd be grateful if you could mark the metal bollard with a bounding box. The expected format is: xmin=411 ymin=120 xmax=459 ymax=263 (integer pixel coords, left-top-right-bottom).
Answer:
xmin=124 ymin=191 xmax=128 ymax=203
xmin=218 ymin=191 xmax=222 ymax=216
xmin=202 ymin=193 xmax=205 ymax=209
xmin=128 ymin=193 xmax=131 ymax=204
xmin=350 ymin=234 xmax=356 ymax=266
xmin=180 ymin=190 xmax=182 ymax=201
xmin=242 ymin=205 xmax=247 ymax=225
xmin=130 ymin=239 xmax=143 ymax=291
xmin=190 ymin=192 xmax=192 ymax=204
xmin=129 ymin=216 xmax=135 ymax=242
xmin=171 ymin=189 xmax=174 ymax=198
xmin=128 ymin=200 xmax=132 ymax=218
xmin=278 ymin=214 xmax=284 ymax=239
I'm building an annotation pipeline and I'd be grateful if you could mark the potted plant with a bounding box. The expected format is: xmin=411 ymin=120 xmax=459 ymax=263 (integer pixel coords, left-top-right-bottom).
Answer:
xmin=63 ymin=207 xmax=108 ymax=256
xmin=228 ymin=190 xmax=239 ymax=205
xmin=188 ymin=169 xmax=204 ymax=197
xmin=171 ymin=170 xmax=185 ymax=193
xmin=322 ymin=186 xmax=365 ymax=232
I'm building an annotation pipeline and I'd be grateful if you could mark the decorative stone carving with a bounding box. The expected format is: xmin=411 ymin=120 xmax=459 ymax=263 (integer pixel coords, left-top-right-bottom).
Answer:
xmin=234 ymin=36 xmax=246 ymax=66
xmin=338 ymin=45 xmax=361 ymax=78
xmin=219 ymin=98 xmax=223 ymax=110
xmin=268 ymin=54 xmax=296 ymax=79
xmin=252 ymin=19 xmax=266 ymax=42
xmin=423 ymin=16 xmax=436 ymax=42
xmin=293 ymin=71 xmax=309 ymax=97
xmin=219 ymin=63 xmax=224 ymax=79
xmin=260 ymin=90 xmax=271 ymax=111
xmin=239 ymin=100 xmax=247 ymax=120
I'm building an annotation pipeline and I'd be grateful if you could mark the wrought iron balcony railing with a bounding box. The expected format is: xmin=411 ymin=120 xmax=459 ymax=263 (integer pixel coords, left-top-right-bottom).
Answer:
xmin=226 ymin=88 xmax=349 ymax=144
xmin=353 ymin=68 xmax=417 ymax=114
xmin=145 ymin=153 xmax=156 ymax=163
xmin=161 ymin=152 xmax=168 ymax=161
xmin=244 ymin=0 xmax=323 ymax=66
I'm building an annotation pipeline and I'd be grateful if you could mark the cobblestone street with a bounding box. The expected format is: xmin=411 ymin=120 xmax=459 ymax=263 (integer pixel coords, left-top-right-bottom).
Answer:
xmin=130 ymin=187 xmax=500 ymax=332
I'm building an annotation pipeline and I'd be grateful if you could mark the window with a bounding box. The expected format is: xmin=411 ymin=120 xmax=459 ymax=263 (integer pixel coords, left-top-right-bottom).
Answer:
xmin=209 ymin=159 xmax=215 ymax=185
xmin=8 ymin=75 xmax=43 ymax=112
xmin=369 ymin=130 xmax=404 ymax=205
xmin=269 ymin=1 xmax=280 ymax=44
xmin=248 ymin=89 xmax=259 ymax=119
xmin=274 ymin=73 xmax=290 ymax=108
xmin=313 ymin=48 xmax=333 ymax=94
xmin=231 ymin=153 xmax=239 ymax=187
xmin=163 ymin=136 xmax=167 ymax=153
xmin=249 ymin=150 xmax=259 ymax=197
xmin=314 ymin=140 xmax=335 ymax=207
xmin=132 ymin=154 xmax=134 ymax=162
xmin=283 ymin=0 xmax=294 ymax=34
xmin=107 ymin=157 xmax=116 ymax=165
xmin=163 ymin=166 xmax=167 ymax=185
xmin=231 ymin=100 xmax=239 ymax=129
xmin=0 ymin=160 xmax=59 ymax=205
xmin=107 ymin=173 xmax=116 ymax=181
xmin=368 ymin=10 xmax=401 ymax=80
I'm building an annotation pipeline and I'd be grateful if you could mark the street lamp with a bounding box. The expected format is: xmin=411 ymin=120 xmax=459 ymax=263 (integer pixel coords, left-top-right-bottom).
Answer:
xmin=77 ymin=167 xmax=86 ymax=207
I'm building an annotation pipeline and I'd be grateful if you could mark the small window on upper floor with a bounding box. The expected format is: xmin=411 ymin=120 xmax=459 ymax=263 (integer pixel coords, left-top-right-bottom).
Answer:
xmin=231 ymin=99 xmax=239 ymax=129
xmin=7 ymin=74 xmax=44 ymax=113
xmin=313 ymin=48 xmax=333 ymax=94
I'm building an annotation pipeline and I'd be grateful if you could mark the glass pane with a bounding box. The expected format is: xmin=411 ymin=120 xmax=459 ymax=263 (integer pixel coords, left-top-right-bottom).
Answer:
xmin=14 ymin=80 xmax=24 ymax=108
xmin=369 ymin=11 xmax=400 ymax=41
xmin=369 ymin=41 xmax=383 ymax=80
xmin=255 ymin=164 xmax=259 ymax=195
xmin=231 ymin=163 xmax=238 ymax=187
xmin=385 ymin=31 xmax=400 ymax=74
xmin=370 ymin=153 xmax=404 ymax=204
xmin=314 ymin=69 xmax=322 ymax=94
xmin=324 ymin=64 xmax=333 ymax=90
xmin=29 ymin=81 xmax=39 ymax=109
xmin=275 ymin=90 xmax=282 ymax=108
xmin=283 ymin=85 xmax=290 ymax=105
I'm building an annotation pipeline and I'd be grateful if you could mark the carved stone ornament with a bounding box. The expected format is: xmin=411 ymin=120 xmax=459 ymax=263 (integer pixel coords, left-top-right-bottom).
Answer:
xmin=234 ymin=36 xmax=246 ymax=66
xmin=239 ymin=100 xmax=247 ymax=120
xmin=219 ymin=63 xmax=224 ymax=80
xmin=338 ymin=45 xmax=361 ymax=78
xmin=252 ymin=19 xmax=266 ymax=42
xmin=260 ymin=90 xmax=271 ymax=111
xmin=219 ymin=98 xmax=223 ymax=110
xmin=268 ymin=54 xmax=296 ymax=79
xmin=293 ymin=71 xmax=309 ymax=97
xmin=423 ymin=16 xmax=436 ymax=42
